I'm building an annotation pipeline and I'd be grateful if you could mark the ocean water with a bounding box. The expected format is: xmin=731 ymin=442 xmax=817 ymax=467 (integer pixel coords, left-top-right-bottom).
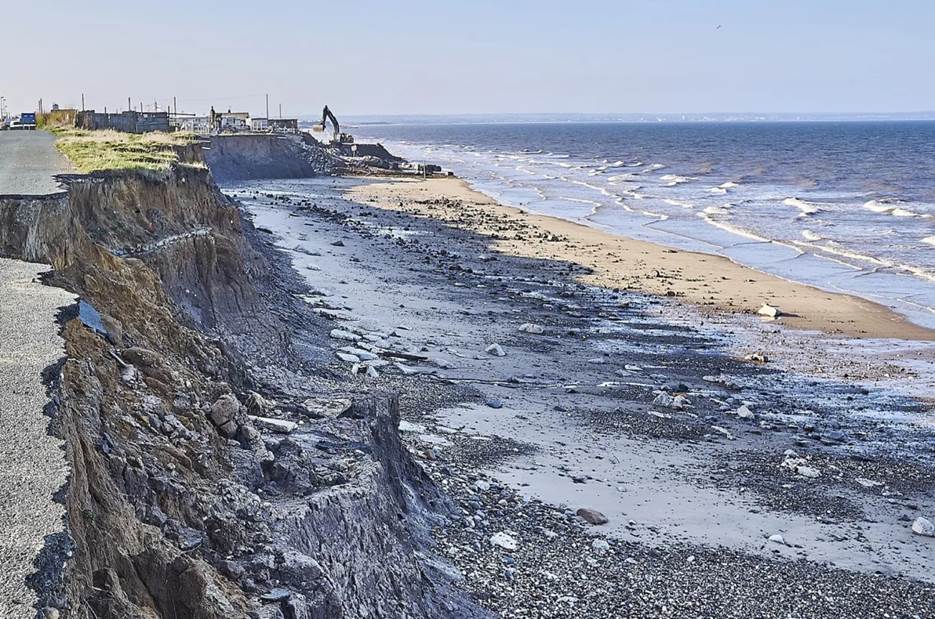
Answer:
xmin=354 ymin=121 xmax=935 ymax=329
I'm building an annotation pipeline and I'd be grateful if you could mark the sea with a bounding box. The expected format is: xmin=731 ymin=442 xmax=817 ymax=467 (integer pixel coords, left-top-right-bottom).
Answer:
xmin=352 ymin=120 xmax=935 ymax=330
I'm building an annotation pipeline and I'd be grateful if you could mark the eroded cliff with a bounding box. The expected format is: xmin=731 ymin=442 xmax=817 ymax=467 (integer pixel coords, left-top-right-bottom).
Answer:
xmin=0 ymin=145 xmax=485 ymax=618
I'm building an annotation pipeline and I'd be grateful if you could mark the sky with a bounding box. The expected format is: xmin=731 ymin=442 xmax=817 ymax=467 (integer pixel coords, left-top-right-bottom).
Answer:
xmin=2 ymin=0 xmax=934 ymax=118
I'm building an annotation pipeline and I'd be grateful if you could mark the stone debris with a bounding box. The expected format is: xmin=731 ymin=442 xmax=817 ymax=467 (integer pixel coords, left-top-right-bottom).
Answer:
xmin=758 ymin=303 xmax=782 ymax=318
xmin=249 ymin=415 xmax=298 ymax=434
xmin=489 ymin=531 xmax=518 ymax=551
xmin=301 ymin=397 xmax=353 ymax=418
xmin=518 ymin=323 xmax=545 ymax=334
xmin=912 ymin=517 xmax=934 ymax=537
xmin=576 ymin=508 xmax=609 ymax=525
xmin=781 ymin=454 xmax=820 ymax=478
xmin=485 ymin=343 xmax=506 ymax=357
xmin=329 ymin=328 xmax=360 ymax=341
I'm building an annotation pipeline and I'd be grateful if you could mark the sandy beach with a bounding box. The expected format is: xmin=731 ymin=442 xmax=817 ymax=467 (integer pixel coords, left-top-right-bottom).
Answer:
xmin=347 ymin=176 xmax=935 ymax=341
xmin=223 ymin=174 xmax=935 ymax=617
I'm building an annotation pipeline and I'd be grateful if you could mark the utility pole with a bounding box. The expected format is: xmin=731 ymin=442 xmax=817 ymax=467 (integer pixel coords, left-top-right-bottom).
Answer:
xmin=81 ymin=93 xmax=85 ymax=111
xmin=128 ymin=97 xmax=131 ymax=112
xmin=173 ymin=96 xmax=177 ymax=116
xmin=279 ymin=103 xmax=282 ymax=119
xmin=266 ymin=93 xmax=269 ymax=119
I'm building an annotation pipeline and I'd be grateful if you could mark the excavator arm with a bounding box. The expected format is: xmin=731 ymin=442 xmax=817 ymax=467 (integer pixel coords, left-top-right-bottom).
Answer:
xmin=320 ymin=105 xmax=339 ymax=142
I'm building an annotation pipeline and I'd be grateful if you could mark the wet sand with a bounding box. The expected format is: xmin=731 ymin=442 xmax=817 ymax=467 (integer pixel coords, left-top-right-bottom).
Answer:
xmin=347 ymin=176 xmax=935 ymax=341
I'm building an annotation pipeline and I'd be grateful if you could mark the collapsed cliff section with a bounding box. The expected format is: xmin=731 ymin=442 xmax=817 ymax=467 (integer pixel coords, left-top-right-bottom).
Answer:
xmin=0 ymin=148 xmax=486 ymax=618
xmin=204 ymin=135 xmax=342 ymax=182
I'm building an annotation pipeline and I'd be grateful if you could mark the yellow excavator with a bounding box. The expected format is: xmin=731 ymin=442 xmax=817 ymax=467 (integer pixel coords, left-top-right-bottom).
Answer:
xmin=312 ymin=105 xmax=353 ymax=145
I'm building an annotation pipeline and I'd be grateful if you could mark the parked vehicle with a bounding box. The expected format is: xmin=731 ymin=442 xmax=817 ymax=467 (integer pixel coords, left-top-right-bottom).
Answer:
xmin=11 ymin=113 xmax=37 ymax=130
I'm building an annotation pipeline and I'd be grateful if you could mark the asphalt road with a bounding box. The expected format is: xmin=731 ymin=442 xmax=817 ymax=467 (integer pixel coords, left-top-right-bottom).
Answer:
xmin=0 ymin=131 xmax=72 ymax=196
xmin=0 ymin=259 xmax=76 ymax=617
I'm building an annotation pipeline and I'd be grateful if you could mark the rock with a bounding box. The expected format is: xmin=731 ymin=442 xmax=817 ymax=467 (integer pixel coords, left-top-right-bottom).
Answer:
xmin=624 ymin=364 xmax=642 ymax=372
xmin=576 ymin=508 xmax=608 ymax=525
xmin=653 ymin=393 xmax=689 ymax=409
xmin=768 ymin=534 xmax=785 ymax=545
xmin=758 ymin=303 xmax=782 ymax=318
xmin=365 ymin=365 xmax=379 ymax=378
xmin=821 ymin=430 xmax=848 ymax=444
xmin=301 ymin=397 xmax=352 ymax=418
xmin=745 ymin=352 xmax=769 ymax=363
xmin=474 ymin=480 xmax=491 ymax=491
xmin=781 ymin=455 xmax=820 ymax=478
xmin=912 ymin=517 xmax=935 ymax=537
xmin=518 ymin=323 xmax=545 ymax=334
xmin=261 ymin=588 xmax=292 ymax=602
xmin=485 ymin=398 xmax=503 ymax=409
xmin=711 ymin=426 xmax=734 ymax=440
xmin=339 ymin=346 xmax=378 ymax=361
xmin=490 ymin=532 xmax=518 ymax=551
xmin=734 ymin=405 xmax=755 ymax=419
xmin=485 ymin=343 xmax=506 ymax=357
xmin=122 ymin=346 xmax=163 ymax=367
xmin=335 ymin=352 xmax=360 ymax=363
xmin=330 ymin=240 xmax=345 ymax=247
xmin=329 ymin=329 xmax=360 ymax=341
xmin=249 ymin=415 xmax=298 ymax=434
xmin=245 ymin=391 xmax=274 ymax=416
xmin=591 ymin=539 xmax=610 ymax=552
xmin=210 ymin=394 xmax=241 ymax=430
xmin=855 ymin=477 xmax=883 ymax=488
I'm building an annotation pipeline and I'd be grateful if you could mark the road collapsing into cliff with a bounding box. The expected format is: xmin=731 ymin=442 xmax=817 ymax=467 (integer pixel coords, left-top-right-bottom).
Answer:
xmin=0 ymin=135 xmax=488 ymax=618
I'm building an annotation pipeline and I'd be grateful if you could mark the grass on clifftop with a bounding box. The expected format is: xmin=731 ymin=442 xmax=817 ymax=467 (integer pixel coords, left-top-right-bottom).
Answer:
xmin=52 ymin=128 xmax=197 ymax=173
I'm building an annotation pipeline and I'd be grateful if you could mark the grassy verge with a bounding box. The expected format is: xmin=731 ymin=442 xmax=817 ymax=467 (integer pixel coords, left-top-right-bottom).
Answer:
xmin=51 ymin=128 xmax=198 ymax=173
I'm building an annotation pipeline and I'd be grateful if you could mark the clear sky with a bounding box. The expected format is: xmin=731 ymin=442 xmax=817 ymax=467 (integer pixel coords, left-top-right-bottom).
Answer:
xmin=2 ymin=0 xmax=933 ymax=117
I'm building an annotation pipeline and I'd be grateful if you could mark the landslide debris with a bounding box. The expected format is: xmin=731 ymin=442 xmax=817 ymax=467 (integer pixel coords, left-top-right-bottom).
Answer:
xmin=0 ymin=143 xmax=486 ymax=618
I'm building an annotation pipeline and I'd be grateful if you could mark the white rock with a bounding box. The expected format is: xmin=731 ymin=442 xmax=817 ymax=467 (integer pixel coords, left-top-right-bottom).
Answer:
xmin=758 ymin=303 xmax=782 ymax=318
xmin=768 ymin=534 xmax=785 ymax=545
xmin=591 ymin=539 xmax=610 ymax=552
xmin=518 ymin=323 xmax=545 ymax=334
xmin=912 ymin=517 xmax=935 ymax=537
xmin=490 ymin=532 xmax=518 ymax=551
xmin=365 ymin=365 xmax=379 ymax=378
xmin=711 ymin=426 xmax=734 ymax=440
xmin=624 ymin=364 xmax=642 ymax=372
xmin=734 ymin=405 xmax=755 ymax=419
xmin=329 ymin=329 xmax=360 ymax=341
xmin=485 ymin=343 xmax=506 ymax=357
xmin=339 ymin=346 xmax=378 ymax=361
xmin=781 ymin=455 xmax=820 ymax=478
xmin=474 ymin=480 xmax=491 ymax=491
xmin=249 ymin=415 xmax=298 ymax=434
xmin=855 ymin=477 xmax=883 ymax=488
xmin=336 ymin=352 xmax=360 ymax=363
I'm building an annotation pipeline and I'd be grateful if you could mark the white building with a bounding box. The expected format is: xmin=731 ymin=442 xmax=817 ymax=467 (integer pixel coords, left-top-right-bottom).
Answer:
xmin=250 ymin=117 xmax=269 ymax=131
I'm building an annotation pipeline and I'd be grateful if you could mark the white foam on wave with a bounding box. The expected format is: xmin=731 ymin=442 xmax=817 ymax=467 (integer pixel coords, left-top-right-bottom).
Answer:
xmin=663 ymin=198 xmax=693 ymax=209
xmin=698 ymin=212 xmax=770 ymax=243
xmin=648 ymin=163 xmax=666 ymax=170
xmin=791 ymin=240 xmax=935 ymax=283
xmin=783 ymin=197 xmax=824 ymax=217
xmin=862 ymin=199 xmax=933 ymax=219
xmin=660 ymin=174 xmax=693 ymax=186
xmin=702 ymin=205 xmax=731 ymax=215
xmin=801 ymin=229 xmax=824 ymax=241
xmin=923 ymin=236 xmax=935 ymax=247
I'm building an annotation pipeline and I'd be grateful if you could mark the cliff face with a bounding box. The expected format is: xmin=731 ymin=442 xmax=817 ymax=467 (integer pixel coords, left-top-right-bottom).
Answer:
xmin=0 ymin=146 xmax=485 ymax=618
xmin=203 ymin=135 xmax=341 ymax=182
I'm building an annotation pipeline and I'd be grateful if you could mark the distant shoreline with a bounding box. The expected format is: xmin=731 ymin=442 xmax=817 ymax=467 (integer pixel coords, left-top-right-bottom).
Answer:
xmin=347 ymin=175 xmax=935 ymax=341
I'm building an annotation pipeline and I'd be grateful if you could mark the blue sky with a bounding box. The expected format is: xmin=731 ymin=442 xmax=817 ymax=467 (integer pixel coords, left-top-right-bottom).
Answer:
xmin=2 ymin=0 xmax=933 ymax=117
